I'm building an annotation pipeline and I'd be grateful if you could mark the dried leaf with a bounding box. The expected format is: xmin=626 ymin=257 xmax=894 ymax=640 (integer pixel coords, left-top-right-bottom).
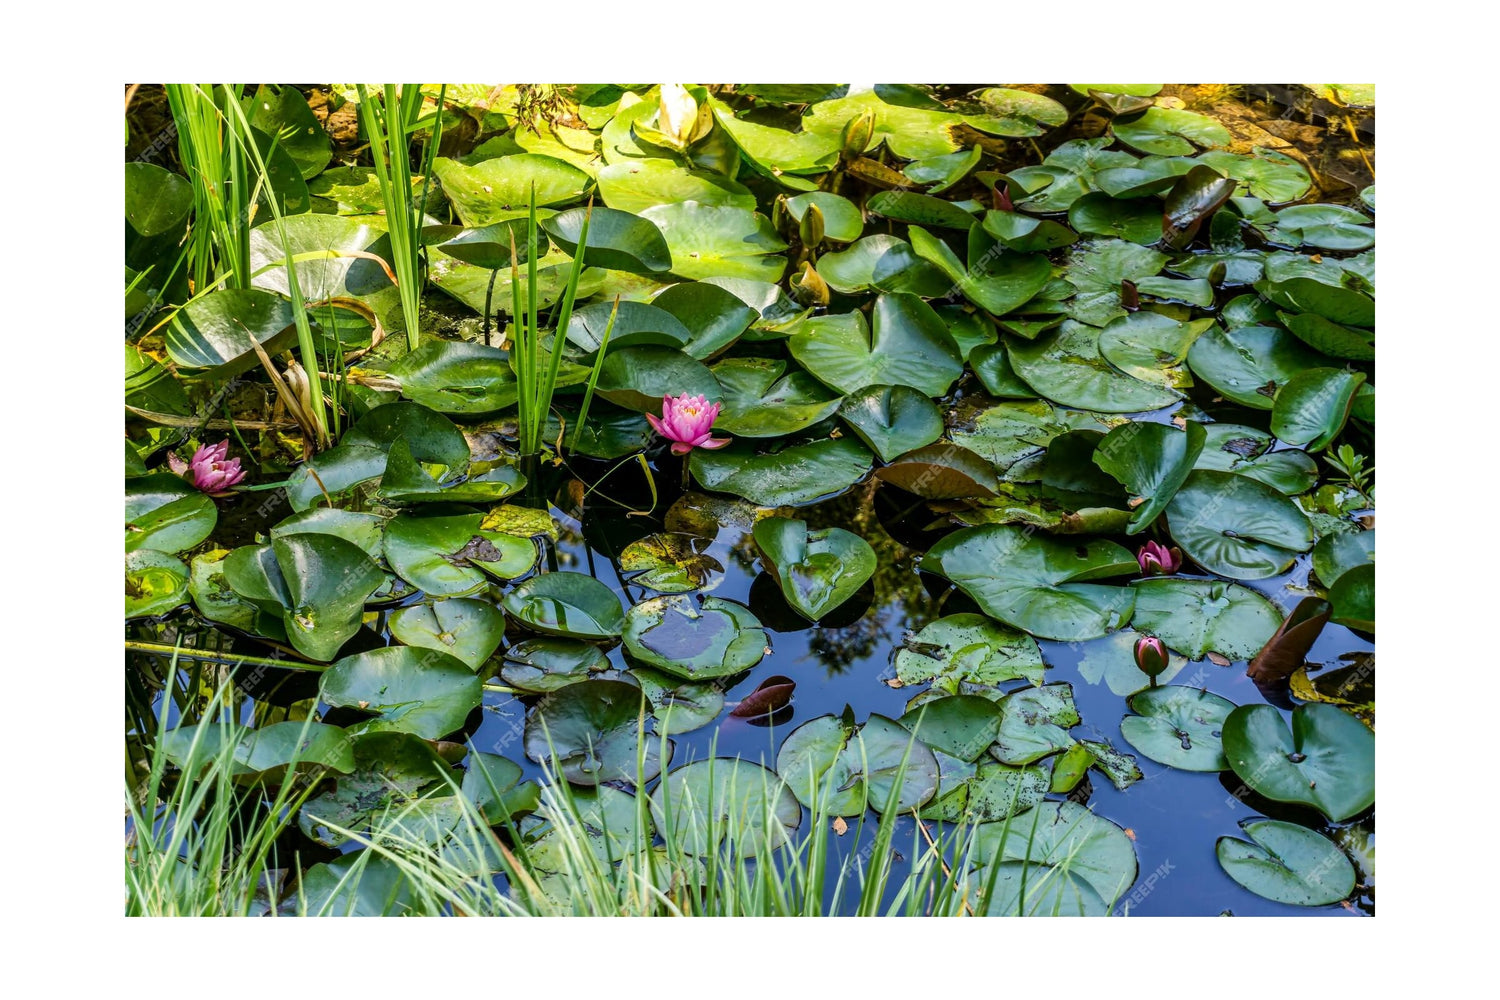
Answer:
xmin=832 ymin=816 xmax=849 ymax=836
xmin=729 ymin=675 xmax=796 ymax=718
xmin=1206 ymin=651 xmax=1231 ymax=666
xmin=1246 ymin=597 xmax=1332 ymax=684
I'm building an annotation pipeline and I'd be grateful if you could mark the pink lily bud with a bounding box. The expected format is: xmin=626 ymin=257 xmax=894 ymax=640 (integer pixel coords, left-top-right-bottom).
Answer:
xmin=1134 ymin=635 xmax=1170 ymax=681
xmin=1137 ymin=540 xmax=1183 ymax=576
xmin=181 ymin=440 xmax=246 ymax=494
xmin=646 ymin=392 xmax=731 ymax=456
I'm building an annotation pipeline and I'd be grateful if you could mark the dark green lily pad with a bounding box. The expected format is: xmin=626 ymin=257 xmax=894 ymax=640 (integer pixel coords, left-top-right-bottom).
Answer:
xmin=711 ymin=358 xmax=842 ymax=437
xmin=285 ymin=444 xmax=388 ymax=512
xmin=1061 ymin=239 xmax=1169 ymax=327
xmin=165 ymin=288 xmax=295 ymax=376
xmin=622 ymin=595 xmax=767 ymax=680
xmin=126 ymin=549 xmax=189 ymax=618
xmin=894 ymin=614 xmax=1045 ymax=693
xmin=388 ymin=598 xmax=506 ymax=671
xmin=1217 ymin=818 xmax=1356 ymax=906
xmin=1097 ymin=313 xmax=1215 ymax=391
xmin=388 ymin=341 xmax=519 ymax=416
xmin=384 ymin=513 xmax=537 ymax=597
xmin=1166 ymin=471 xmax=1313 ymax=580
xmin=753 ymin=517 xmax=877 ymax=622
xmin=899 ymin=695 xmax=1002 ymax=762
xmin=921 ymin=758 xmax=1049 ymax=823
xmin=1121 ymin=685 xmax=1237 ymax=772
xmin=1112 ymin=107 xmax=1229 ymax=155
xmin=639 ymin=201 xmax=786 ymax=282
xmin=565 ymin=300 xmax=691 ymax=354
xmin=1068 ymin=194 xmax=1162 ymax=244
xmin=628 ymin=666 xmax=726 ymax=735
xmin=125 ymin=161 xmax=193 ymax=236
xmin=964 ymin=88 xmax=1068 ymax=136
xmin=619 ymin=532 xmax=724 ymax=593
xmin=1198 ymin=148 xmax=1312 ymax=204
xmin=991 ymin=683 xmax=1080 ymax=764
xmin=1271 ymin=368 xmax=1366 ymax=451
xmin=776 ymin=712 xmax=939 ymax=816
xmin=924 ymin=524 xmax=1138 ymax=641
xmin=651 ymin=281 xmax=758 ymax=359
xmin=298 ymin=732 xmax=452 ymax=849
xmin=1010 ymin=138 xmax=1139 ymax=214
xmin=524 ymin=678 xmax=669 ymax=786
xmin=908 ymin=225 xmax=1053 ymax=317
xmin=1187 ymin=325 xmax=1328 ymax=410
xmin=690 ymin=437 xmax=873 ymax=507
xmin=500 ymin=638 xmax=616 ymax=693
xmin=1312 ymin=530 xmax=1374 ymax=589
xmin=343 ymin=401 xmax=470 ymax=469
xmin=1222 ymin=703 xmax=1375 ymax=821
xmin=838 ymin=385 xmax=944 ymax=462
xmin=262 ymin=534 xmax=384 ymax=661
xmin=125 ymin=474 xmax=218 ymax=554
xmin=973 ymin=800 xmax=1138 ymax=909
xmin=903 ymin=146 xmax=983 ymax=194
xmin=1277 ymin=311 xmax=1374 ymax=361
xmin=1010 ymin=322 xmax=1181 ymax=412
xmin=1093 ymin=420 xmax=1207 ymax=533
xmin=982 ymin=210 xmax=1078 ymax=253
xmin=1130 ymin=578 xmax=1281 ymax=660
xmin=651 ymin=758 xmax=800 ymax=857
xmin=868 ymin=190 xmax=976 ymax=230
xmin=503 ymin=572 xmax=625 ymax=639
xmin=1329 ymin=563 xmax=1374 ymax=632
xmin=595 ymin=345 xmax=721 ymax=413
xmin=541 ymin=204 xmax=672 ymax=274
xmin=320 ymin=646 xmax=482 ymax=740
xmin=789 ymin=293 xmax=962 ymax=396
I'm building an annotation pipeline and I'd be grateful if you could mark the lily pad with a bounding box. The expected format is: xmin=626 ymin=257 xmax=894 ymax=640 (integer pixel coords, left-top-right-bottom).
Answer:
xmin=1009 ymin=321 xmax=1180 ymax=413
xmin=1165 ymin=471 xmax=1313 ymax=580
xmin=991 ymin=683 xmax=1081 ymax=764
xmin=651 ymin=758 xmax=801 ymax=857
xmin=565 ymin=300 xmax=691 ymax=353
xmin=1061 ymin=239 xmax=1168 ymax=327
xmin=802 ymin=89 xmax=961 ymax=159
xmin=776 ymin=712 xmax=939 ymax=816
xmin=384 ymin=513 xmax=537 ymax=597
xmin=753 ymin=517 xmax=877 ymax=622
xmin=837 ymin=385 xmax=943 ymax=462
xmin=165 ymin=288 xmax=296 ymax=376
xmin=126 ymin=549 xmax=190 ymax=618
xmin=503 ymin=572 xmax=626 ymax=639
xmin=432 ymin=154 xmax=590 ymax=226
xmin=1093 ymin=420 xmax=1207 ymax=533
xmin=639 ymin=201 xmax=786 ymax=282
xmin=784 ymin=192 xmax=863 ymax=243
xmin=320 ymin=646 xmax=482 ymax=740
xmin=628 ymin=666 xmax=727 ymax=735
xmin=284 ymin=444 xmax=388 ymax=512
xmin=908 ymin=225 xmax=1052 ymax=317
xmin=1271 ymin=368 xmax=1366 ymax=450
xmin=1130 ymin=578 xmax=1281 ymax=660
xmin=343 ymin=401 xmax=471 ymax=469
xmin=541 ymin=205 xmax=672 ymax=274
xmin=964 ymin=88 xmax=1068 ymax=137
xmin=1217 ymin=818 xmax=1356 ymax=906
xmin=1222 ymin=703 xmax=1375 ymax=821
xmin=1328 ymin=564 xmax=1374 ymax=632
xmin=388 ymin=598 xmax=506 ymax=670
xmin=1068 ymin=194 xmax=1162 ymax=244
xmin=500 ymin=638 xmax=616 ymax=693
xmin=924 ymin=525 xmax=1137 ymax=641
xmin=1187 ymin=324 xmax=1328 ymax=410
xmin=597 ymin=159 xmax=756 ymax=214
xmin=921 ymin=758 xmax=1049 ymax=823
xmin=690 ymin=437 xmax=873 ymax=507
xmin=524 ymin=678 xmax=669 ymax=786
xmin=125 ymin=474 xmax=218 ymax=554
xmin=868 ymin=190 xmax=977 ymax=230
xmin=298 ymin=732 xmax=452 ymax=849
xmin=1312 ymin=531 xmax=1374 ymax=589
xmin=1197 ymin=148 xmax=1312 ymax=204
xmin=388 ymin=341 xmax=520 ymax=416
xmin=125 ymin=161 xmax=193 ymax=236
xmin=982 ymin=210 xmax=1079 ymax=253
xmin=1121 ymin=685 xmax=1237 ymax=772
xmin=711 ymin=357 xmax=842 ymax=438
xmin=1112 ymin=107 xmax=1230 ymax=155
xmin=619 ymin=532 xmax=724 ymax=593
xmin=894 ymin=614 xmax=1045 ymax=693
xmin=899 ymin=695 xmax=1002 ymax=762
xmin=651 ymin=281 xmax=758 ymax=359
xmin=789 ymin=293 xmax=962 ymax=396
xmin=972 ymin=800 xmax=1138 ymax=908
xmin=262 ymin=534 xmax=384 ymax=661
xmin=872 ymin=444 xmax=1001 ymax=499
xmin=594 ymin=345 xmax=721 ymax=413
xmin=1097 ymin=313 xmax=1216 ymax=391
xmin=622 ymin=594 xmax=767 ymax=680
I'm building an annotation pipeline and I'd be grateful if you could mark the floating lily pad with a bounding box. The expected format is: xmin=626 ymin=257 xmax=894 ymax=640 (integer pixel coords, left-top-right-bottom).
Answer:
xmin=972 ymin=862 xmax=1108 ymax=916
xmin=565 ymin=300 xmax=691 ymax=353
xmin=1092 ymin=420 xmax=1206 ymax=533
xmin=343 ymin=402 xmax=470 ymax=469
xmin=284 ymin=444 xmax=388 ymax=512
xmin=899 ymin=695 xmax=1003 ymax=762
xmin=972 ymin=800 xmax=1139 ymax=908
xmin=838 ymin=385 xmax=944 ymax=462
xmin=298 ymin=732 xmax=452 ymax=849
xmin=1130 ymin=578 xmax=1281 ymax=660
xmin=125 ymin=161 xmax=193 ymax=237
xmin=789 ymin=293 xmax=962 ymax=396
xmin=1277 ymin=311 xmax=1374 ymax=361
xmin=639 ymin=201 xmax=786 ymax=282
xmin=297 ymin=852 xmax=415 ymax=916
xmin=165 ymin=288 xmax=296 ymax=376
xmin=384 ymin=513 xmax=537 ymax=597
xmin=388 ymin=341 xmax=519 ymax=416
xmin=320 ymin=646 xmax=482 ymax=740
xmin=1165 ymin=471 xmax=1313 ymax=580
xmin=597 ymin=159 xmax=756 ymax=214
xmin=1112 ymin=107 xmax=1230 ymax=155
xmin=921 ymin=758 xmax=1049 ymax=823
xmin=1068 ymin=194 xmax=1162 ymax=244
xmin=924 ymin=525 xmax=1138 ymax=641
xmin=651 ymin=758 xmax=801 ymax=857
xmin=622 ymin=594 xmax=767 ymax=680
xmin=620 ymin=532 xmax=724 ymax=593
xmin=709 ymin=99 xmax=841 ymax=176
xmin=776 ymin=712 xmax=939 ymax=816
xmin=690 ymin=437 xmax=873 ymax=507
xmin=249 ymin=534 xmax=383 ymax=661
xmin=541 ymin=204 xmax=672 ymax=274
xmin=982 ymin=210 xmax=1078 ymax=253
xmin=628 ymin=666 xmax=726 ymax=735
xmin=187 ymin=549 xmax=268 ymax=633
xmin=1328 ymin=564 xmax=1374 ymax=632
xmin=908 ymin=225 xmax=1052 ymax=317
xmin=594 ymin=345 xmax=721 ymax=413
xmin=1217 ymin=818 xmax=1356 ymax=906
xmin=711 ymin=358 xmax=842 ymax=437
xmin=1271 ymin=368 xmax=1366 ymax=450
xmin=894 ymin=614 xmax=1045 ymax=693
xmin=964 ymin=88 xmax=1068 ymax=136
xmin=1222 ymin=703 xmax=1375 ymax=821
xmin=1186 ymin=325 xmax=1328 ymax=410
xmin=819 ymin=235 xmax=946 ymax=295
xmin=1273 ymin=204 xmax=1374 ymax=252
xmin=1010 ymin=322 xmax=1180 ymax=412
xmin=784 ymin=192 xmax=863 ymax=243
xmin=903 ymin=146 xmax=983 ymax=194
xmin=379 ymin=440 xmax=527 ymax=505
xmin=867 ymin=190 xmax=976 ymax=230
xmin=500 ymin=638 xmax=616 ymax=693
xmin=1062 ymin=239 xmax=1169 ymax=327
xmin=1121 ymin=685 xmax=1237 ymax=772
xmin=1198 ymin=148 xmax=1313 ymax=204
xmin=651 ymin=281 xmax=758 ymax=359
xmin=873 ymin=444 xmax=1001 ymax=499
xmin=503 ymin=572 xmax=625 ymax=640
xmin=1010 ymin=138 xmax=1139 ymax=214
xmin=524 ymin=678 xmax=669 ymax=786
xmin=388 ymin=598 xmax=506 ymax=670
xmin=1097 ymin=313 xmax=1215 ymax=392
xmin=946 ymin=399 xmax=1076 ymax=479
xmin=991 ymin=683 xmax=1080 ymax=764
xmin=126 ymin=549 xmax=189 ymax=618
xmin=802 ymin=89 xmax=961 ymax=159
xmin=1076 ymin=629 xmax=1187 ymax=695
xmin=462 ymin=752 xmax=538 ymax=826
xmin=125 ymin=475 xmax=218 ymax=554
xmin=753 ymin=517 xmax=877 ymax=622
xmin=432 ymin=154 xmax=590 ymax=226
xmin=1312 ymin=531 xmax=1374 ymax=589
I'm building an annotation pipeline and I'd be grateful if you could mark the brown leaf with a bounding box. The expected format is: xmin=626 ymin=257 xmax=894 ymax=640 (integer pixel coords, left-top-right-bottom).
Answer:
xmin=832 ymin=816 xmax=849 ymax=836
xmin=1206 ymin=652 xmax=1231 ymax=666
xmin=1246 ymin=597 xmax=1332 ymax=684
xmin=1172 ymin=414 xmax=1188 ymax=430
xmin=885 ymin=677 xmax=904 ymax=688
xmin=729 ymin=675 xmax=796 ymax=718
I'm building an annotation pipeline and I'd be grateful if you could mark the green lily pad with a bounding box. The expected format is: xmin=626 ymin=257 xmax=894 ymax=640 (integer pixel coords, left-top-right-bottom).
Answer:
xmin=1271 ymin=368 xmax=1366 ymax=450
xmin=187 ymin=549 xmax=269 ymax=633
xmin=908 ymin=225 xmax=1053 ymax=316
xmin=165 ymin=288 xmax=296 ymax=376
xmin=388 ymin=598 xmax=506 ymax=670
xmin=921 ymin=757 xmax=1049 ymax=823
xmin=524 ymin=678 xmax=669 ymax=786
xmin=1112 ymin=107 xmax=1230 ymax=155
xmin=500 ymin=638 xmax=616 ymax=693
xmin=1166 ymin=471 xmax=1312 ymax=580
xmin=503 ymin=572 xmax=625 ymax=639
xmin=711 ymin=358 xmax=842 ymax=437
xmin=789 ymin=293 xmax=962 ymax=396
xmin=1068 ymin=193 xmax=1162 ymax=244
xmin=247 ymin=84 xmax=331 ymax=180
xmin=690 ymin=437 xmax=873 ymax=507
xmin=1062 ymin=239 xmax=1168 ymax=327
xmin=964 ymin=88 xmax=1068 ymax=136
xmin=594 ymin=345 xmax=721 ymax=414
xmin=628 ymin=666 xmax=727 ymax=735
xmin=125 ymin=162 xmax=193 ymax=237
xmin=1096 ymin=156 xmax=1197 ymax=199
xmin=1197 ymin=148 xmax=1312 ymax=204
xmin=564 ymin=299 xmax=691 ymax=353
xmin=651 ymin=758 xmax=801 ymax=857
xmin=541 ymin=204 xmax=672 ymax=274
xmin=248 ymin=213 xmax=395 ymax=305
xmin=126 ymin=549 xmax=189 ymax=618
xmin=1273 ymin=204 xmax=1374 ymax=252
xmin=298 ymin=732 xmax=452 ymax=849
xmin=837 ymin=385 xmax=944 ymax=462
xmin=270 ymin=534 xmax=384 ymax=661
xmin=709 ymin=99 xmax=841 ymax=176
xmin=868 ymin=190 xmax=977 ymax=230
xmin=1312 ymin=530 xmax=1373 ymax=589
xmin=1097 ymin=313 xmax=1215 ymax=391
xmin=284 ymin=444 xmax=388 ymax=512
xmin=1186 ymin=325 xmax=1328 ymax=411
xmin=320 ymin=646 xmax=482 ymax=739
xmin=776 ymin=712 xmax=939 ymax=816
xmin=651 ymin=281 xmax=758 ymax=359
xmin=432 ymin=154 xmax=590 ymax=226
xmin=819 ymin=236 xmax=931 ymax=294
xmin=990 ymin=683 xmax=1080 ymax=764
xmin=946 ymin=399 xmax=1074 ymax=479
xmin=1009 ymin=321 xmax=1181 ymax=413
xmin=784 ymin=192 xmax=863 ymax=243
xmin=1329 ymin=563 xmax=1374 ymax=632
xmin=1093 ymin=420 xmax=1207 ymax=532
xmin=384 ymin=513 xmax=537 ymax=597
xmin=343 ymin=401 xmax=471 ymax=469
xmin=923 ymin=525 xmax=1137 ymax=641
xmin=899 ymin=695 xmax=1003 ymax=762
xmin=753 ymin=517 xmax=876 ymax=622
xmin=1222 ymin=703 xmax=1375 ymax=821
xmin=388 ymin=341 xmax=519 ymax=416
xmin=1076 ymin=629 xmax=1187 ymax=694
xmin=973 ymin=800 xmax=1138 ymax=908
xmin=1130 ymin=578 xmax=1281 ymax=660
xmin=802 ymin=89 xmax=961 ymax=159
xmin=622 ymin=594 xmax=767 ymax=680
xmin=1277 ymin=310 xmax=1374 ymax=361
xmin=1121 ymin=685 xmax=1237 ymax=772
xmin=462 ymin=752 xmax=538 ymax=825
xmin=378 ymin=440 xmax=527 ymax=505
xmin=620 ymin=532 xmax=724 ymax=593
xmin=639 ymin=201 xmax=786 ymax=281
xmin=894 ymin=614 xmax=1045 ymax=693
xmin=1217 ymin=818 xmax=1356 ymax=906
xmin=903 ymin=146 xmax=983 ymax=194
xmin=125 ymin=474 xmax=217 ymax=554
xmin=982 ymin=210 xmax=1079 ymax=252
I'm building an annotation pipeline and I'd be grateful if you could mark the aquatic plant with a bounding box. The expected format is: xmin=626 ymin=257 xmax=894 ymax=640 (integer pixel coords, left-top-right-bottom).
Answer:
xmin=646 ymin=392 xmax=730 ymax=455
xmin=167 ymin=441 xmax=245 ymax=494
xmin=1136 ymin=540 xmax=1182 ymax=576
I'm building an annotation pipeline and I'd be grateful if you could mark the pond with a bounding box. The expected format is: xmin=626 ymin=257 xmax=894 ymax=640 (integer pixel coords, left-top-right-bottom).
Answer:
xmin=125 ymin=83 xmax=1375 ymax=917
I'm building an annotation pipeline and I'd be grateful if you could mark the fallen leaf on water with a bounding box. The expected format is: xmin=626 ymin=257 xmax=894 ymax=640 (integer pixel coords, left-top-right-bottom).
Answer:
xmin=1172 ymin=414 xmax=1188 ymax=429
xmin=885 ymin=677 xmax=904 ymax=688
xmin=1206 ymin=652 xmax=1231 ymax=666
xmin=832 ymin=817 xmax=849 ymax=836
xmin=1124 ymin=828 xmax=1137 ymax=841
xmin=729 ymin=675 xmax=796 ymax=718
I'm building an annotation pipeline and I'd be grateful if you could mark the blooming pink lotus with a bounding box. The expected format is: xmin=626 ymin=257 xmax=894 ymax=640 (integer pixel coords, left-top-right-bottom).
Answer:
xmin=169 ymin=440 xmax=246 ymax=494
xmin=1137 ymin=540 xmax=1183 ymax=576
xmin=647 ymin=393 xmax=730 ymax=456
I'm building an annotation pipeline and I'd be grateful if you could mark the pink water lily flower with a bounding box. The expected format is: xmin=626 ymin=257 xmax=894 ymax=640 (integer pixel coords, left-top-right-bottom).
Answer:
xmin=1134 ymin=635 xmax=1170 ymax=685
xmin=169 ymin=440 xmax=246 ymax=494
xmin=1137 ymin=540 xmax=1183 ymax=576
xmin=647 ymin=393 xmax=730 ymax=456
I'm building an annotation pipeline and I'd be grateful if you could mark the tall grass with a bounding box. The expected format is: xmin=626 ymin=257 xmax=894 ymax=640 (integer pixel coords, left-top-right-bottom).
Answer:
xmin=164 ymin=84 xmax=251 ymax=292
xmin=355 ymin=84 xmax=444 ymax=351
